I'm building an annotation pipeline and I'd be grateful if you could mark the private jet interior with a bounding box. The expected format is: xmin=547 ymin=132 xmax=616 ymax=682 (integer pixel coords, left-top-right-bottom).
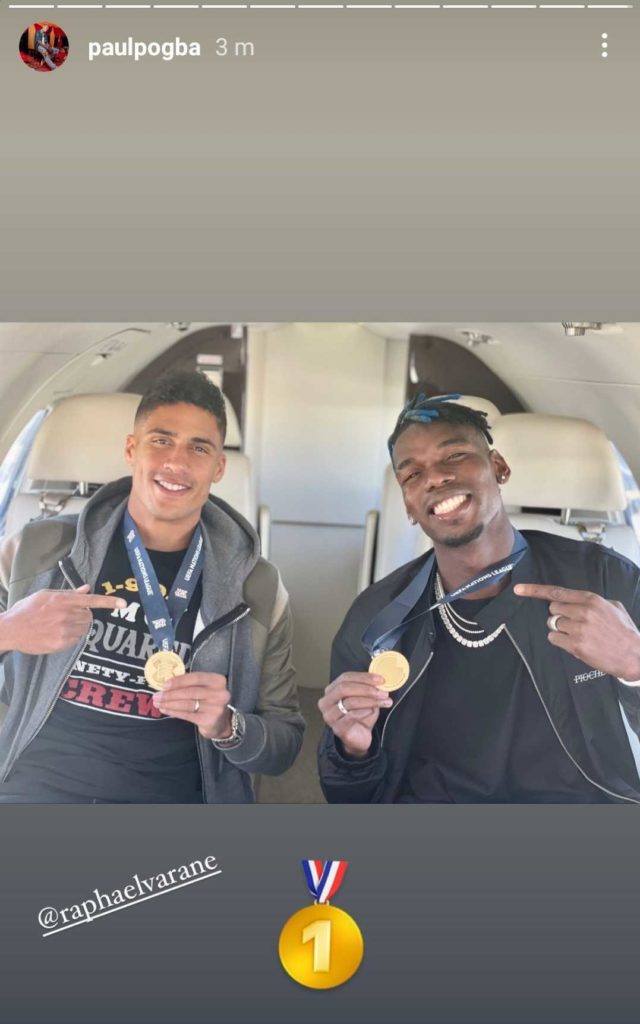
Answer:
xmin=1 ymin=322 xmax=639 ymax=802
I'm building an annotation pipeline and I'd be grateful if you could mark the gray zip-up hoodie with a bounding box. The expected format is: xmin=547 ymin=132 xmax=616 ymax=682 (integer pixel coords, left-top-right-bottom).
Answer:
xmin=0 ymin=477 xmax=304 ymax=802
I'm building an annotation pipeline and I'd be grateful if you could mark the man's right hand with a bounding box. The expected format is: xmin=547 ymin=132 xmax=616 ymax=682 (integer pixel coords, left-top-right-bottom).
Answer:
xmin=318 ymin=672 xmax=393 ymax=759
xmin=0 ymin=585 xmax=127 ymax=655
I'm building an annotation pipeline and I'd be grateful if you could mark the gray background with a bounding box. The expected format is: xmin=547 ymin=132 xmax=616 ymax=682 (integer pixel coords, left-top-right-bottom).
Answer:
xmin=2 ymin=805 xmax=640 ymax=1023
xmin=1 ymin=2 xmax=639 ymax=318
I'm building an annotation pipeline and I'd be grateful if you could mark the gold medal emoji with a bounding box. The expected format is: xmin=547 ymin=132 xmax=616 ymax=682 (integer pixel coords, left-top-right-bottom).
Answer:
xmin=368 ymin=650 xmax=410 ymax=692
xmin=278 ymin=860 xmax=363 ymax=990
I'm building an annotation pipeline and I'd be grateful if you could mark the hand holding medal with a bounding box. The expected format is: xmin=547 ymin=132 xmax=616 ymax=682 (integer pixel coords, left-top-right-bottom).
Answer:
xmin=318 ymin=672 xmax=393 ymax=759
xmin=123 ymin=511 xmax=239 ymax=740
xmin=321 ymin=536 xmax=529 ymax=758
xmin=123 ymin=509 xmax=204 ymax=691
xmin=152 ymin=670 xmax=233 ymax=739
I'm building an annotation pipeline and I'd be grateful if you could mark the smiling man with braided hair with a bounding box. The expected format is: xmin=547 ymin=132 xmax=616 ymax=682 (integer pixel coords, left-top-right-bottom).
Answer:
xmin=318 ymin=394 xmax=640 ymax=804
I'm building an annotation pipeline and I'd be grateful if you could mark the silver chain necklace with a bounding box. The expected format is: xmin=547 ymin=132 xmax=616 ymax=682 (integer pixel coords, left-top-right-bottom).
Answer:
xmin=435 ymin=572 xmax=505 ymax=648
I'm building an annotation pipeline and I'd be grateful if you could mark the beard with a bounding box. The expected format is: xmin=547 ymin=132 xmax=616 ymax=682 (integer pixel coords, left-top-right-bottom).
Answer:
xmin=439 ymin=521 xmax=484 ymax=548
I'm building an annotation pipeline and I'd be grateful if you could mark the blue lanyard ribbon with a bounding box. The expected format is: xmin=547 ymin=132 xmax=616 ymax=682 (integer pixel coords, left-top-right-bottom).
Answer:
xmin=123 ymin=511 xmax=204 ymax=654
xmin=361 ymin=531 xmax=528 ymax=656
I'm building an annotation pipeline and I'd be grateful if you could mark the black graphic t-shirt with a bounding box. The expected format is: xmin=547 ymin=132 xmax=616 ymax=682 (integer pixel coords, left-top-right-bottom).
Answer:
xmin=397 ymin=594 xmax=616 ymax=803
xmin=5 ymin=526 xmax=204 ymax=803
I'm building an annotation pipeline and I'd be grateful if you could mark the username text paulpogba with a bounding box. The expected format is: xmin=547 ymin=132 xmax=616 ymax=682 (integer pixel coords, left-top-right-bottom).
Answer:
xmin=89 ymin=38 xmax=201 ymax=61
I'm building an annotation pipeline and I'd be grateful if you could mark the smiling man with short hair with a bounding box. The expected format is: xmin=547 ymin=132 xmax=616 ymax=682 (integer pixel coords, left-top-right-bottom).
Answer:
xmin=0 ymin=371 xmax=303 ymax=803
xmin=319 ymin=394 xmax=640 ymax=804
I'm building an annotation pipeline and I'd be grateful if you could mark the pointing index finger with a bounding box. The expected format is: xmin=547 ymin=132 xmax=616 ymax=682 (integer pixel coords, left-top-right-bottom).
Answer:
xmin=69 ymin=592 xmax=128 ymax=610
xmin=513 ymin=584 xmax=592 ymax=603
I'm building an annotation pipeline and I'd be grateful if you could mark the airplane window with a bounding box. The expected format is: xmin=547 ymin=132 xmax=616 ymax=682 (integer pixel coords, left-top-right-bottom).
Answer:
xmin=614 ymin=447 xmax=640 ymax=544
xmin=0 ymin=409 xmax=49 ymax=540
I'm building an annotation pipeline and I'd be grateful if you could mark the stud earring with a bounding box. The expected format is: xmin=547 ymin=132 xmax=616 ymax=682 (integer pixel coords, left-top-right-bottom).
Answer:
xmin=408 ymin=515 xmax=416 ymax=525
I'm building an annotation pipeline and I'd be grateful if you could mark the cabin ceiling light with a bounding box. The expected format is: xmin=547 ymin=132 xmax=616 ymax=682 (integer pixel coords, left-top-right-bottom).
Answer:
xmin=459 ymin=330 xmax=497 ymax=348
xmin=561 ymin=322 xmax=622 ymax=337
xmin=562 ymin=321 xmax=603 ymax=336
xmin=409 ymin=351 xmax=419 ymax=383
xmin=91 ymin=327 xmax=151 ymax=364
xmin=168 ymin=322 xmax=191 ymax=332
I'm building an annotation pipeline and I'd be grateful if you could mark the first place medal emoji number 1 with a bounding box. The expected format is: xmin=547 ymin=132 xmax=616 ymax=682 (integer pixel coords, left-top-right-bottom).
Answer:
xmin=278 ymin=860 xmax=363 ymax=990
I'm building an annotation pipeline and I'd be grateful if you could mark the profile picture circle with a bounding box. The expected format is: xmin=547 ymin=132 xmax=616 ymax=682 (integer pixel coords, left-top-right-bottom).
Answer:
xmin=19 ymin=22 xmax=69 ymax=72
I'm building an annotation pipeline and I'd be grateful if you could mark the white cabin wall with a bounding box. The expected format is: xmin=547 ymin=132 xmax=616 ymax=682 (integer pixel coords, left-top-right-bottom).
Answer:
xmin=0 ymin=323 xmax=204 ymax=459
xmin=246 ymin=324 xmax=407 ymax=691
xmin=243 ymin=326 xmax=269 ymax=486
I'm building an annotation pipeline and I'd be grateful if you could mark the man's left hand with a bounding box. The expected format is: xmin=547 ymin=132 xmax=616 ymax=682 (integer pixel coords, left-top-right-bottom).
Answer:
xmin=152 ymin=672 xmax=233 ymax=739
xmin=514 ymin=583 xmax=640 ymax=681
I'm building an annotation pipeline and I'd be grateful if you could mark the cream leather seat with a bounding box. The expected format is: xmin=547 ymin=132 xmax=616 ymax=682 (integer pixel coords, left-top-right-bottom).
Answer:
xmin=6 ymin=393 xmax=141 ymax=533
xmin=358 ymin=396 xmax=502 ymax=590
xmin=4 ymin=391 xmax=270 ymax=555
xmin=492 ymin=413 xmax=639 ymax=564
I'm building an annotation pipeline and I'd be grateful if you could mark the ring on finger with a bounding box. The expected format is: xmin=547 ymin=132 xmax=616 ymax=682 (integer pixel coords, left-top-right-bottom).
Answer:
xmin=547 ymin=614 xmax=561 ymax=632
xmin=194 ymin=698 xmax=200 ymax=713
xmin=337 ymin=698 xmax=349 ymax=716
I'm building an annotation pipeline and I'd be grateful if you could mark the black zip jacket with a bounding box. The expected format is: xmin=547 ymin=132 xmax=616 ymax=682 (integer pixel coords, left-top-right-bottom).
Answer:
xmin=318 ymin=531 xmax=640 ymax=803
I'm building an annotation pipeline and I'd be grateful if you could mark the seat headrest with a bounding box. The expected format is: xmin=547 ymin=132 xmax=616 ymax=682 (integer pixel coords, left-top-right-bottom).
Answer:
xmin=223 ymin=399 xmax=241 ymax=448
xmin=26 ymin=393 xmax=141 ymax=483
xmin=492 ymin=414 xmax=626 ymax=512
xmin=26 ymin=390 xmax=242 ymax=484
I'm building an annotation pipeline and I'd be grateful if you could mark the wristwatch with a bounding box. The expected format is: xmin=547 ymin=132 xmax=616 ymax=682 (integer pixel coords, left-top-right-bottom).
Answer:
xmin=211 ymin=704 xmax=246 ymax=749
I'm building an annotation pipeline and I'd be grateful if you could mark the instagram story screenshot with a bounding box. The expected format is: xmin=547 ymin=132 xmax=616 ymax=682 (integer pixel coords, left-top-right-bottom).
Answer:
xmin=0 ymin=2 xmax=640 ymax=1021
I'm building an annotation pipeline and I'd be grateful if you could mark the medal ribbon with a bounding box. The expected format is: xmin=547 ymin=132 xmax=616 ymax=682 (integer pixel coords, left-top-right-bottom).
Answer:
xmin=362 ymin=531 xmax=528 ymax=656
xmin=123 ymin=510 xmax=204 ymax=653
xmin=302 ymin=860 xmax=349 ymax=904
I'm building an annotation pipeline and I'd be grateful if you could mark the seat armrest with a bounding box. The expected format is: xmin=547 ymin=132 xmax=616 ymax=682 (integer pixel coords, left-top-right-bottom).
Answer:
xmin=257 ymin=504 xmax=271 ymax=560
xmin=358 ymin=510 xmax=379 ymax=594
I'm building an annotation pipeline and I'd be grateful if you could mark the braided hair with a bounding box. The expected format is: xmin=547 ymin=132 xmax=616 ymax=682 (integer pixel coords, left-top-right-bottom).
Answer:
xmin=387 ymin=393 xmax=493 ymax=460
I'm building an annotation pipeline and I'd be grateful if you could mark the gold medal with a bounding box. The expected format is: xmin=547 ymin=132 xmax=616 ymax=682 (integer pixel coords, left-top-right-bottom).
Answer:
xmin=278 ymin=903 xmax=364 ymax=989
xmin=144 ymin=650 xmax=186 ymax=690
xmin=368 ymin=650 xmax=410 ymax=691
